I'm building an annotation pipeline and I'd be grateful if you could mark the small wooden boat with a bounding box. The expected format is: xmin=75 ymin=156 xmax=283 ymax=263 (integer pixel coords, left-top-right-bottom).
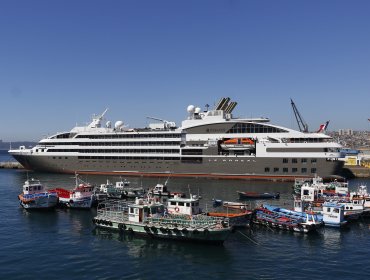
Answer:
xmin=222 ymin=201 xmax=249 ymax=211
xmin=237 ymin=191 xmax=280 ymax=200
xmin=18 ymin=178 xmax=58 ymax=210
xmin=207 ymin=211 xmax=252 ymax=227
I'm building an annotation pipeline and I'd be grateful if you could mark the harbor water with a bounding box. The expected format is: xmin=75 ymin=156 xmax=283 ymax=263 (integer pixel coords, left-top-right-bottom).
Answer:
xmin=1 ymin=151 xmax=370 ymax=279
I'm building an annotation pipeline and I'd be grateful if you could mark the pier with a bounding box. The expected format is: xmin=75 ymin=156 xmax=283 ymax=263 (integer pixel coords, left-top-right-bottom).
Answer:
xmin=0 ymin=162 xmax=23 ymax=169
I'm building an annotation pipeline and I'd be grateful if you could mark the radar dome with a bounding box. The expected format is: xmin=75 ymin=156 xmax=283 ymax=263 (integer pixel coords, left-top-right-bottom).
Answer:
xmin=187 ymin=105 xmax=195 ymax=113
xmin=114 ymin=121 xmax=124 ymax=130
xmin=106 ymin=121 xmax=112 ymax=128
xmin=194 ymin=107 xmax=201 ymax=114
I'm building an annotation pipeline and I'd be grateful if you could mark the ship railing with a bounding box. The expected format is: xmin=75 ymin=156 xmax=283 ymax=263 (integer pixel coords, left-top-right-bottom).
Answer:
xmin=96 ymin=200 xmax=129 ymax=222
xmin=23 ymin=192 xmax=56 ymax=199
xmin=146 ymin=213 xmax=228 ymax=228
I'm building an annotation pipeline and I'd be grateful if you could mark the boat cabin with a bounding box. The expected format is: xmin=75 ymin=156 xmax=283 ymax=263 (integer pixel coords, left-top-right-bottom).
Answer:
xmin=23 ymin=179 xmax=45 ymax=195
xmin=301 ymin=185 xmax=320 ymax=202
xmin=116 ymin=179 xmax=130 ymax=189
xmin=128 ymin=198 xmax=165 ymax=223
xmin=322 ymin=202 xmax=346 ymax=227
xmin=151 ymin=184 xmax=168 ymax=195
xmin=167 ymin=195 xmax=201 ymax=215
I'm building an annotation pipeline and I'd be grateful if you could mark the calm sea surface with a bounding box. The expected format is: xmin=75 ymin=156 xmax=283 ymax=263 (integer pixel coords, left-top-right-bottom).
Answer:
xmin=1 ymin=150 xmax=370 ymax=279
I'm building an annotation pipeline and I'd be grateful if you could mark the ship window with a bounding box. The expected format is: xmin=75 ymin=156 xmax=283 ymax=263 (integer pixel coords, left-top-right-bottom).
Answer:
xmin=292 ymin=168 xmax=298 ymax=173
xmin=170 ymin=202 xmax=176 ymax=206
xmin=311 ymin=168 xmax=317 ymax=173
xmin=186 ymin=203 xmax=190 ymax=207
xmin=283 ymin=158 xmax=288 ymax=163
xmin=311 ymin=159 xmax=317 ymax=163
xmin=265 ymin=167 xmax=270 ymax=172
xmin=301 ymin=158 xmax=307 ymax=164
xmin=326 ymin=208 xmax=331 ymax=213
xmin=178 ymin=202 xmax=184 ymax=206
xmin=130 ymin=208 xmax=134 ymax=214
xmin=226 ymin=123 xmax=288 ymax=133
xmin=333 ymin=208 xmax=339 ymax=213
xmin=292 ymin=158 xmax=298 ymax=164
xmin=303 ymin=190 xmax=309 ymax=195
xmin=273 ymin=168 xmax=279 ymax=172
xmin=283 ymin=168 xmax=288 ymax=173
xmin=302 ymin=168 xmax=307 ymax=173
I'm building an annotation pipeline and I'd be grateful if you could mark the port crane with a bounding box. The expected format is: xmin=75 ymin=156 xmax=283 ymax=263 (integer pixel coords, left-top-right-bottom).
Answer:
xmin=290 ymin=99 xmax=308 ymax=133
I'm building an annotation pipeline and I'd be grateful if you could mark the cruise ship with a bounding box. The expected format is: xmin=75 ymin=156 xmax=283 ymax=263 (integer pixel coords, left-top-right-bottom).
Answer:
xmin=9 ymin=98 xmax=344 ymax=180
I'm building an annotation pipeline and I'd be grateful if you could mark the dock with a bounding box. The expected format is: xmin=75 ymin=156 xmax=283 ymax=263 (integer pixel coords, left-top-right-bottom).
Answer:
xmin=0 ymin=162 xmax=23 ymax=169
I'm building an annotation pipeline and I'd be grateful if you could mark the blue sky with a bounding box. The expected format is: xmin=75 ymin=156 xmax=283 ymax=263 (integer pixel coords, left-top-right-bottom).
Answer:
xmin=1 ymin=0 xmax=370 ymax=141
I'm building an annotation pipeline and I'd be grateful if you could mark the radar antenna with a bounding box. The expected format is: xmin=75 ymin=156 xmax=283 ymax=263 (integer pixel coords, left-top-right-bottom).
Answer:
xmin=290 ymin=99 xmax=308 ymax=133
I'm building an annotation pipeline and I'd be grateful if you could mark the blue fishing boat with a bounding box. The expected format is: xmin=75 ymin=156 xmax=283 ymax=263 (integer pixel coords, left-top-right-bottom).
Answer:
xmin=252 ymin=204 xmax=322 ymax=233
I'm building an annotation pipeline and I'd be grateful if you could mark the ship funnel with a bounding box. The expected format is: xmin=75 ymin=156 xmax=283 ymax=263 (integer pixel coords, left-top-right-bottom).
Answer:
xmin=220 ymin=97 xmax=231 ymax=111
xmin=225 ymin=102 xmax=237 ymax=114
xmin=215 ymin=97 xmax=230 ymax=111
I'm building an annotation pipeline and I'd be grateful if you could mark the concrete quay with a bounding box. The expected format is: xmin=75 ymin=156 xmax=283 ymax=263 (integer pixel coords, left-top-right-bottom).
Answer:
xmin=0 ymin=162 xmax=23 ymax=169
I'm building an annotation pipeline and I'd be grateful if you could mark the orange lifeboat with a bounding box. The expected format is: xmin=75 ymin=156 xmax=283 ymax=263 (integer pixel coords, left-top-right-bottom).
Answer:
xmin=220 ymin=138 xmax=254 ymax=150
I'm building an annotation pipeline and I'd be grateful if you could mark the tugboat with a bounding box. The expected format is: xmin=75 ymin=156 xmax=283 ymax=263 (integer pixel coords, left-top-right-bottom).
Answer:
xmin=18 ymin=178 xmax=58 ymax=210
xmin=51 ymin=174 xmax=96 ymax=208
xmin=93 ymin=197 xmax=232 ymax=244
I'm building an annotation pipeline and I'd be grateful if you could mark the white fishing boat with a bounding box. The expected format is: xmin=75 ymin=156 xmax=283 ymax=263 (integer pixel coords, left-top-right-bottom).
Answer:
xmin=98 ymin=179 xmax=145 ymax=199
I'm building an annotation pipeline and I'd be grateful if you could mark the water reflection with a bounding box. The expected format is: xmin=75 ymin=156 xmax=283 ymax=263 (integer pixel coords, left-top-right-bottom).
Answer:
xmin=92 ymin=227 xmax=232 ymax=262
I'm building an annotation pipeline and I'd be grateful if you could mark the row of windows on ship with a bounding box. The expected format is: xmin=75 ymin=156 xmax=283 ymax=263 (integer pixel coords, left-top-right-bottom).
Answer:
xmin=74 ymin=133 xmax=182 ymax=139
xmin=39 ymin=141 xmax=181 ymax=146
xmin=265 ymin=167 xmax=317 ymax=174
xmin=55 ymin=155 xmax=319 ymax=164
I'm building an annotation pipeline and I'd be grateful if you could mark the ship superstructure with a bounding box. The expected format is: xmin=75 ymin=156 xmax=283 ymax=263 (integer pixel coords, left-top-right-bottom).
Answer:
xmin=9 ymin=98 xmax=344 ymax=180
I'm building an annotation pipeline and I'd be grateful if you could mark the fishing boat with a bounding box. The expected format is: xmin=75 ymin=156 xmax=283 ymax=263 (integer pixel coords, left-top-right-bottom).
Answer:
xmin=18 ymin=178 xmax=58 ymax=210
xmin=52 ymin=175 xmax=96 ymax=208
xmin=252 ymin=204 xmax=321 ymax=233
xmin=322 ymin=202 xmax=348 ymax=227
xmin=98 ymin=179 xmax=145 ymax=199
xmin=237 ymin=191 xmax=280 ymax=200
xmin=92 ymin=198 xmax=232 ymax=244
xmin=147 ymin=183 xmax=185 ymax=198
